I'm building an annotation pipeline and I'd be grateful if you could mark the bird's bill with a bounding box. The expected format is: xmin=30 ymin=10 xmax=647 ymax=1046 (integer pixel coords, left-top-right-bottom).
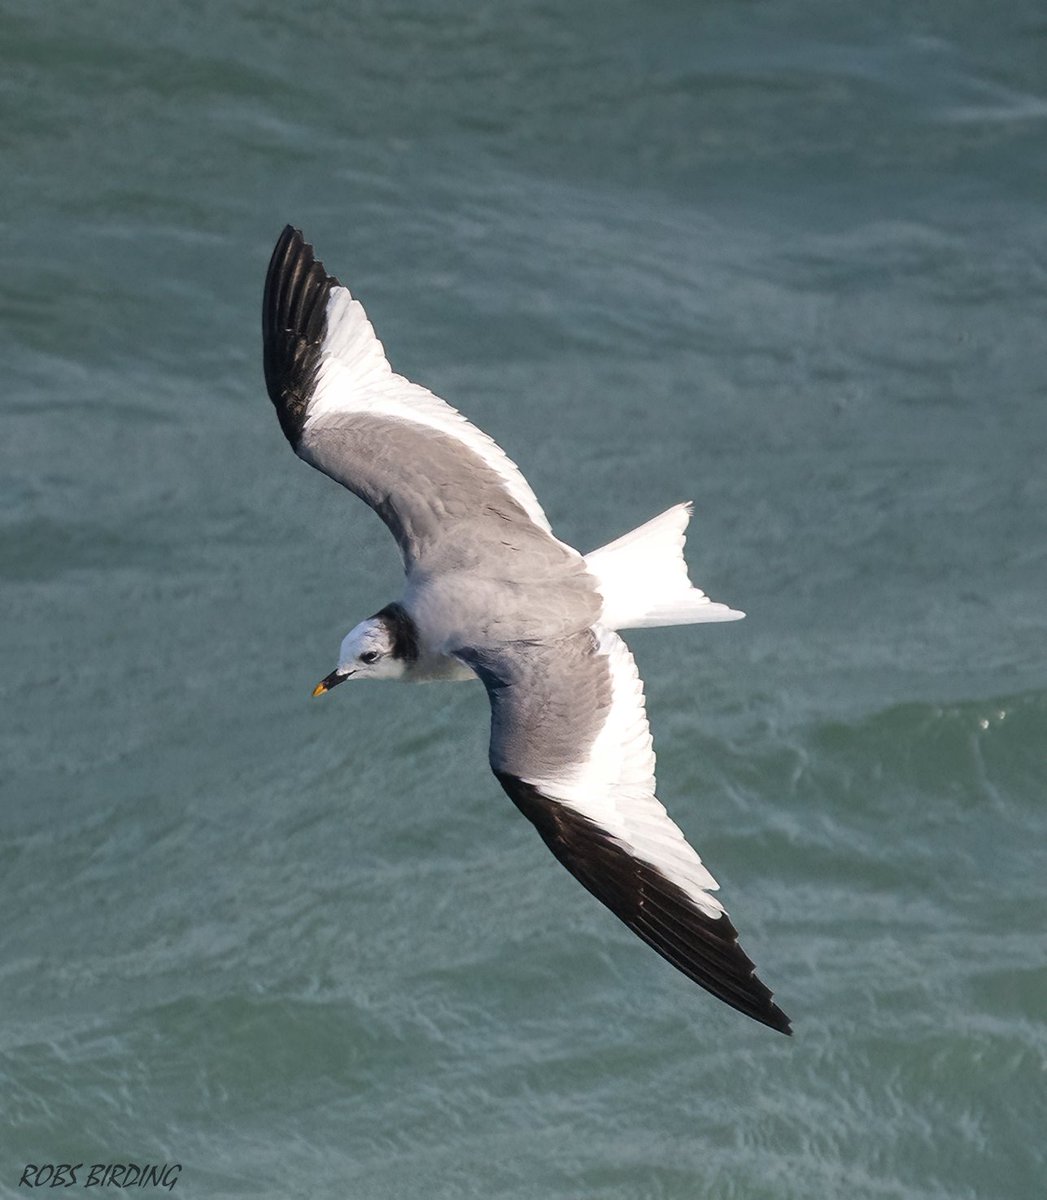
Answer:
xmin=312 ymin=669 xmax=352 ymax=697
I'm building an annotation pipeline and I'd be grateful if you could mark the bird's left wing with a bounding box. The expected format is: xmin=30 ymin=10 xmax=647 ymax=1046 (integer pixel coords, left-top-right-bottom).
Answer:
xmin=459 ymin=629 xmax=791 ymax=1034
xmin=263 ymin=226 xmax=555 ymax=569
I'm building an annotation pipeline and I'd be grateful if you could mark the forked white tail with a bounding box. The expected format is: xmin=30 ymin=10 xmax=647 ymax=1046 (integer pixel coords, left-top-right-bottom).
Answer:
xmin=583 ymin=503 xmax=744 ymax=631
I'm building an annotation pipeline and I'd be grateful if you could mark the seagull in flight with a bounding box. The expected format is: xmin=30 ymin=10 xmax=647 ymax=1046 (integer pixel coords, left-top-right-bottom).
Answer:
xmin=262 ymin=227 xmax=791 ymax=1034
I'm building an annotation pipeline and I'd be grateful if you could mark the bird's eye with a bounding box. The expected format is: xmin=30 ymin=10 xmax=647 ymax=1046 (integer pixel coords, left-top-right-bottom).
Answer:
xmin=359 ymin=650 xmax=380 ymax=665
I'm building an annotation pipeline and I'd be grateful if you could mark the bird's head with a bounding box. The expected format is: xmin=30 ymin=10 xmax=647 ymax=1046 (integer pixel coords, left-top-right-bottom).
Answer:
xmin=311 ymin=606 xmax=417 ymax=694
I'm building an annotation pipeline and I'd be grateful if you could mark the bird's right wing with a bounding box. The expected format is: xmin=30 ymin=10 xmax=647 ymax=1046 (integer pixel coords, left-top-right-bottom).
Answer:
xmin=459 ymin=628 xmax=791 ymax=1034
xmin=263 ymin=226 xmax=557 ymax=571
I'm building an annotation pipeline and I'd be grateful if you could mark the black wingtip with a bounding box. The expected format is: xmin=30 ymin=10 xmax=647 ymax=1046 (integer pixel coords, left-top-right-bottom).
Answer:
xmin=496 ymin=771 xmax=793 ymax=1035
xmin=262 ymin=226 xmax=341 ymax=446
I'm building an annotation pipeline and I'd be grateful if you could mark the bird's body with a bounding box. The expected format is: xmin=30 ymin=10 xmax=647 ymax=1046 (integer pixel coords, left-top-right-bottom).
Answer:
xmin=263 ymin=226 xmax=791 ymax=1034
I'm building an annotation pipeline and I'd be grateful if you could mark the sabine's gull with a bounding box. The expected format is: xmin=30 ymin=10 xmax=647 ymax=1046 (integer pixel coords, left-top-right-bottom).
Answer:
xmin=263 ymin=227 xmax=790 ymax=1034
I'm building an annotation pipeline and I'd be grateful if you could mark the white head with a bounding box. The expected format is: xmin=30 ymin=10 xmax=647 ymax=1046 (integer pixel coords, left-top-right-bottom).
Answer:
xmin=311 ymin=605 xmax=417 ymax=695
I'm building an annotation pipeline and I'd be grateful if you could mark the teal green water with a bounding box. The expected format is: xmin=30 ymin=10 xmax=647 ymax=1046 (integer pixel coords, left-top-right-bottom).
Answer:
xmin=3 ymin=2 xmax=1046 ymax=1196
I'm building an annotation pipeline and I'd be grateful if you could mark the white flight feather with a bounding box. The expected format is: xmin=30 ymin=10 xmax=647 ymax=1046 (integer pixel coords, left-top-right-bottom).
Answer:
xmin=528 ymin=628 xmax=726 ymax=919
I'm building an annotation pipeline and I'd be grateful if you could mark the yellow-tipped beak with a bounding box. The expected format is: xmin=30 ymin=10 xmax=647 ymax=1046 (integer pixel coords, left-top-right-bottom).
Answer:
xmin=312 ymin=669 xmax=351 ymax=697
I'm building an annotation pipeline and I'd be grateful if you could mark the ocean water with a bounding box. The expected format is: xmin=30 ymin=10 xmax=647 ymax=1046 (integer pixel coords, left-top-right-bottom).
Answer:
xmin=2 ymin=1 xmax=1046 ymax=1196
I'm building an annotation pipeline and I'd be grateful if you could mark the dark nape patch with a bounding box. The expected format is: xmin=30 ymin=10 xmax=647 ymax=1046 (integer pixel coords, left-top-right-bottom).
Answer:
xmin=374 ymin=602 xmax=420 ymax=665
xmin=495 ymin=771 xmax=792 ymax=1035
xmin=262 ymin=225 xmax=340 ymax=446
